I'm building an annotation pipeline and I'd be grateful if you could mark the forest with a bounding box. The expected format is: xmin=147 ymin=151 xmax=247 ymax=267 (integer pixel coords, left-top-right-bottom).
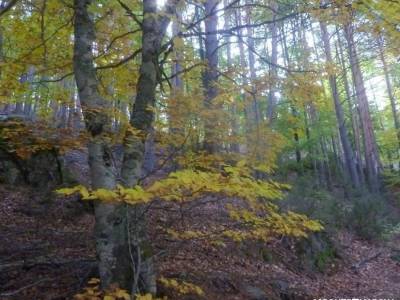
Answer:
xmin=0 ymin=0 xmax=400 ymax=299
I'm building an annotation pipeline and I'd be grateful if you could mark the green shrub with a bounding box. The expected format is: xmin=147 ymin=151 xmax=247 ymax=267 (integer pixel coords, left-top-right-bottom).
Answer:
xmin=346 ymin=194 xmax=392 ymax=240
xmin=282 ymin=175 xmax=397 ymax=240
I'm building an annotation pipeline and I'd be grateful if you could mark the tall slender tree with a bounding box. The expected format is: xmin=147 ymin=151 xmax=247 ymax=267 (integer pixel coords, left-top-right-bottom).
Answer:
xmin=320 ymin=21 xmax=360 ymax=188
xmin=344 ymin=19 xmax=381 ymax=191
xmin=203 ymin=0 xmax=219 ymax=153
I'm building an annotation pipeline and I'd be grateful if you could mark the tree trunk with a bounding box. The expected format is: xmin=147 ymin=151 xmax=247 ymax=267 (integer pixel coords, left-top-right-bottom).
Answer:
xmin=203 ymin=0 xmax=219 ymax=154
xmin=320 ymin=21 xmax=360 ymax=188
xmin=169 ymin=5 xmax=184 ymax=135
xmin=224 ymin=0 xmax=240 ymax=153
xmin=378 ymin=36 xmax=400 ymax=151
xmin=172 ymin=8 xmax=183 ymax=92
xmin=336 ymin=31 xmax=365 ymax=184
xmin=266 ymin=1 xmax=279 ymax=123
xmin=245 ymin=0 xmax=260 ymax=128
xmin=344 ymin=22 xmax=381 ymax=191
xmin=73 ymin=0 xmax=130 ymax=291
xmin=120 ymin=0 xmax=178 ymax=294
xmin=74 ymin=0 xmax=177 ymax=293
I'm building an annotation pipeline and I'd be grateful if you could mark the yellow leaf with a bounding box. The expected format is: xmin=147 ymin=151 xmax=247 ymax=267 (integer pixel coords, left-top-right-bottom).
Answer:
xmin=115 ymin=289 xmax=130 ymax=300
xmin=88 ymin=278 xmax=100 ymax=285
xmin=56 ymin=185 xmax=89 ymax=198
xmin=136 ymin=293 xmax=153 ymax=300
xmin=236 ymin=160 xmax=247 ymax=168
xmin=92 ymin=189 xmax=119 ymax=202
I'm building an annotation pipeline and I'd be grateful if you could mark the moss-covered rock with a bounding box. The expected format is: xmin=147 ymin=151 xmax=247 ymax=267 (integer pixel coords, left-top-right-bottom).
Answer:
xmin=295 ymin=231 xmax=339 ymax=273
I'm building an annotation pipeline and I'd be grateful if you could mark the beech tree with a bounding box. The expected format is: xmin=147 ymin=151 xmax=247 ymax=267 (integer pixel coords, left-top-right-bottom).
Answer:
xmin=74 ymin=0 xmax=179 ymax=293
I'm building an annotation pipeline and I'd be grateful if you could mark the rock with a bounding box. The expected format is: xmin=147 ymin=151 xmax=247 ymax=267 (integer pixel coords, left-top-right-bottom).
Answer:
xmin=26 ymin=150 xmax=63 ymax=189
xmin=211 ymin=273 xmax=237 ymax=293
xmin=270 ymin=279 xmax=294 ymax=300
xmin=295 ymin=231 xmax=338 ymax=272
xmin=0 ymin=155 xmax=23 ymax=184
xmin=244 ymin=285 xmax=269 ymax=300
xmin=391 ymin=249 xmax=400 ymax=262
xmin=0 ymin=118 xmax=64 ymax=189
xmin=0 ymin=148 xmax=63 ymax=190
xmin=268 ymin=279 xmax=312 ymax=300
xmin=270 ymin=279 xmax=289 ymax=292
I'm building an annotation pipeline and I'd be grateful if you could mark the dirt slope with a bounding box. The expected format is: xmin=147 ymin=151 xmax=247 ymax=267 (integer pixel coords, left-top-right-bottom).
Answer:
xmin=0 ymin=184 xmax=399 ymax=299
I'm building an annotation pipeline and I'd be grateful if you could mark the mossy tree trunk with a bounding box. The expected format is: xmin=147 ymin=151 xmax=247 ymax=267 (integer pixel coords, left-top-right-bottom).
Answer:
xmin=73 ymin=0 xmax=178 ymax=294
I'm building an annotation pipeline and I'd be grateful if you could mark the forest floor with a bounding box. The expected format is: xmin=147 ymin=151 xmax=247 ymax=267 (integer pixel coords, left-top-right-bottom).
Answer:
xmin=1 ymin=181 xmax=400 ymax=300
